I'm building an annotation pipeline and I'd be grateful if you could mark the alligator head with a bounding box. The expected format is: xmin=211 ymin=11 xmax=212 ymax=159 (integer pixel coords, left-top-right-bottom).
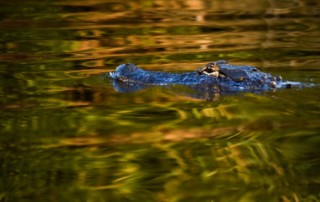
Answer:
xmin=108 ymin=61 xmax=310 ymax=99
xmin=112 ymin=61 xmax=296 ymax=84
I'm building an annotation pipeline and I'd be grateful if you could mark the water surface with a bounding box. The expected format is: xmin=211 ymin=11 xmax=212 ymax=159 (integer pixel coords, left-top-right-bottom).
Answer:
xmin=0 ymin=0 xmax=320 ymax=201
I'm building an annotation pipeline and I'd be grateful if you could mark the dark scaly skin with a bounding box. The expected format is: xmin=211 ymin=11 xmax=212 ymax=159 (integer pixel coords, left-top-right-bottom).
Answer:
xmin=109 ymin=61 xmax=302 ymax=93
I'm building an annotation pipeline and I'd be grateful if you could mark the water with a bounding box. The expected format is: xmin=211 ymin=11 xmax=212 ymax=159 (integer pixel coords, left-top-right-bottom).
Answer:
xmin=0 ymin=0 xmax=320 ymax=201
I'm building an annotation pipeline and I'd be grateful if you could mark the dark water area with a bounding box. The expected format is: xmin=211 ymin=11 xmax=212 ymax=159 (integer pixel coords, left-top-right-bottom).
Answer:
xmin=1 ymin=0 xmax=320 ymax=201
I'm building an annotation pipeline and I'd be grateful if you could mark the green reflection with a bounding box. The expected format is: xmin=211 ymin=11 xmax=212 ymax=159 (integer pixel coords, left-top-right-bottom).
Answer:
xmin=1 ymin=135 xmax=319 ymax=201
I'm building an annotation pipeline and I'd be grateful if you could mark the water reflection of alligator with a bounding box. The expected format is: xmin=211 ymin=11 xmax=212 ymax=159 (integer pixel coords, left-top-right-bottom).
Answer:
xmin=109 ymin=61 xmax=309 ymax=99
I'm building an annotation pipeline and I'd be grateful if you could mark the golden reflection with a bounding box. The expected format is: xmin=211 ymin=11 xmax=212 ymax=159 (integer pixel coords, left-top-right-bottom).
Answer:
xmin=1 ymin=0 xmax=320 ymax=201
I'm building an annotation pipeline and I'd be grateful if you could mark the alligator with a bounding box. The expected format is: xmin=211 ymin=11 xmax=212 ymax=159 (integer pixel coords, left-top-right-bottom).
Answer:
xmin=108 ymin=60 xmax=310 ymax=99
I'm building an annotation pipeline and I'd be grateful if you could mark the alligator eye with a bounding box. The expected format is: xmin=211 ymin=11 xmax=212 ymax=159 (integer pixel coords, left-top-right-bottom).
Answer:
xmin=269 ymin=81 xmax=277 ymax=88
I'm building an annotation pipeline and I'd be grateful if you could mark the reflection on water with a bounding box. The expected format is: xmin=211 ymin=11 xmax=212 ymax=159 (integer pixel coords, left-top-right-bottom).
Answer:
xmin=3 ymin=138 xmax=319 ymax=201
xmin=0 ymin=0 xmax=320 ymax=201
